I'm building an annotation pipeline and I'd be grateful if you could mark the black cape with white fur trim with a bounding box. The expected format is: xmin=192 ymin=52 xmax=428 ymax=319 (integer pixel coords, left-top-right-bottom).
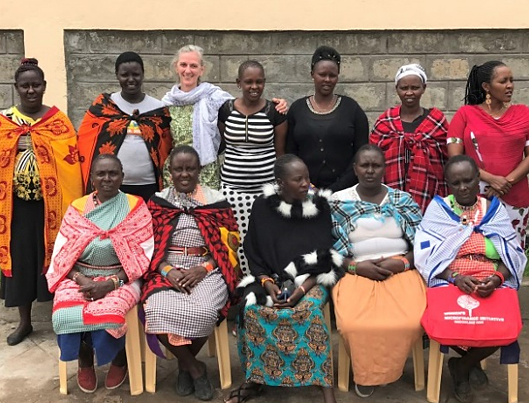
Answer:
xmin=238 ymin=185 xmax=344 ymax=309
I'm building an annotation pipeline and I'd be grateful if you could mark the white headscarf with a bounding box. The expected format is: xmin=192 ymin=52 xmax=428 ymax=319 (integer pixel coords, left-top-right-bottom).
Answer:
xmin=395 ymin=64 xmax=427 ymax=85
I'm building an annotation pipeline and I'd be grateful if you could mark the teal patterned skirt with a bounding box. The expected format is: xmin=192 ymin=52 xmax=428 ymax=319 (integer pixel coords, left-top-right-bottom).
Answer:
xmin=237 ymin=285 xmax=333 ymax=388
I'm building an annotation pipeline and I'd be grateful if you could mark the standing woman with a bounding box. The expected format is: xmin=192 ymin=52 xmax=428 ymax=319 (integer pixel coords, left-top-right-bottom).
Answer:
xmin=78 ymin=51 xmax=172 ymax=202
xmin=218 ymin=60 xmax=287 ymax=273
xmin=162 ymin=45 xmax=287 ymax=190
xmin=0 ymin=58 xmax=83 ymax=345
xmin=448 ymin=61 xmax=529 ymax=247
xmin=370 ymin=64 xmax=449 ymax=212
xmin=287 ymin=46 xmax=369 ymax=192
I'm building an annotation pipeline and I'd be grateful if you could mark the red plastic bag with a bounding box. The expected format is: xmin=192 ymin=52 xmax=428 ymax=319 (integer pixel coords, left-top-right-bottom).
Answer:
xmin=421 ymin=285 xmax=522 ymax=347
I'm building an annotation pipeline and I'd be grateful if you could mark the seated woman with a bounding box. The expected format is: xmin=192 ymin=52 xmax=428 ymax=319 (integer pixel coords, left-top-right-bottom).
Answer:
xmin=415 ymin=155 xmax=526 ymax=403
xmin=141 ymin=145 xmax=240 ymax=401
xmin=226 ymin=154 xmax=344 ymax=403
xmin=45 ymin=154 xmax=154 ymax=393
xmin=331 ymin=144 xmax=426 ymax=398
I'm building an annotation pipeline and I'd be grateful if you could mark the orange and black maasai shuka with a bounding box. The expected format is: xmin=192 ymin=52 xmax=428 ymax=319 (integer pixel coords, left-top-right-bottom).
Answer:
xmin=77 ymin=93 xmax=172 ymax=193
xmin=0 ymin=107 xmax=83 ymax=276
xmin=142 ymin=196 xmax=241 ymax=319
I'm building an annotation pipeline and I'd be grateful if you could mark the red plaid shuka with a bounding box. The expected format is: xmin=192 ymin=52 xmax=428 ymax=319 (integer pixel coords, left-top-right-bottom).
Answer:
xmin=141 ymin=196 xmax=241 ymax=318
xmin=370 ymin=106 xmax=449 ymax=212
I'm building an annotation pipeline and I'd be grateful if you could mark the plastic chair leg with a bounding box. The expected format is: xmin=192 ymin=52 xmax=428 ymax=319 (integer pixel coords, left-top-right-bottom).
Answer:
xmin=426 ymin=340 xmax=443 ymax=403
xmin=412 ymin=337 xmax=425 ymax=391
xmin=337 ymin=336 xmax=350 ymax=392
xmin=59 ymin=354 xmax=68 ymax=395
xmin=125 ymin=305 xmax=144 ymax=396
xmin=215 ymin=320 xmax=232 ymax=389
xmin=508 ymin=364 xmax=518 ymax=403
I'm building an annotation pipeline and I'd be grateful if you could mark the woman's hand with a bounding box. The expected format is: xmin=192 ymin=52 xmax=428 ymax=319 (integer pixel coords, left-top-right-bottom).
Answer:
xmin=166 ymin=268 xmax=191 ymax=294
xmin=274 ymin=287 xmax=304 ymax=309
xmin=272 ymin=98 xmax=289 ymax=115
xmin=355 ymin=259 xmax=393 ymax=281
xmin=79 ymin=279 xmax=114 ymax=301
xmin=377 ymin=258 xmax=404 ymax=274
xmin=476 ymin=276 xmax=502 ymax=298
xmin=263 ymin=281 xmax=281 ymax=304
xmin=487 ymin=175 xmax=512 ymax=194
xmin=454 ymin=275 xmax=481 ymax=294
xmin=179 ymin=266 xmax=208 ymax=290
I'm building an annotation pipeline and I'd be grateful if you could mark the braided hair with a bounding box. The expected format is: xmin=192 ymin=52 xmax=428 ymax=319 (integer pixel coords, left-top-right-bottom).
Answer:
xmin=237 ymin=60 xmax=265 ymax=79
xmin=274 ymin=154 xmax=305 ymax=180
xmin=15 ymin=58 xmax=45 ymax=82
xmin=311 ymin=46 xmax=341 ymax=73
xmin=464 ymin=61 xmax=505 ymax=105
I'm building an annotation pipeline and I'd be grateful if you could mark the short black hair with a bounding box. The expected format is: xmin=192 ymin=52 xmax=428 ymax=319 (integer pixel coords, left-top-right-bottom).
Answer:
xmin=444 ymin=155 xmax=479 ymax=179
xmin=15 ymin=58 xmax=45 ymax=82
xmin=169 ymin=145 xmax=201 ymax=167
xmin=238 ymin=60 xmax=265 ymax=79
xmin=274 ymin=154 xmax=305 ymax=180
xmin=91 ymin=153 xmax=124 ymax=174
xmin=115 ymin=51 xmax=144 ymax=74
xmin=353 ymin=144 xmax=385 ymax=164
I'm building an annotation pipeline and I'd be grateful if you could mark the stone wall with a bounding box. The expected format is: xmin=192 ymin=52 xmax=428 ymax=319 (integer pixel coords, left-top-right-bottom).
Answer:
xmin=65 ymin=30 xmax=529 ymax=129
xmin=0 ymin=31 xmax=25 ymax=110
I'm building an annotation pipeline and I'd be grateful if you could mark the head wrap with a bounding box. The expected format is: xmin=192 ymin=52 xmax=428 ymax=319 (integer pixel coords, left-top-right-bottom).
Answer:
xmin=115 ymin=51 xmax=144 ymax=73
xmin=395 ymin=63 xmax=427 ymax=85
xmin=311 ymin=46 xmax=341 ymax=72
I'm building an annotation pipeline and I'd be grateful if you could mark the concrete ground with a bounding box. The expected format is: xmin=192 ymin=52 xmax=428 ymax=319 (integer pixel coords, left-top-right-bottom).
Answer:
xmin=1 ymin=288 xmax=529 ymax=403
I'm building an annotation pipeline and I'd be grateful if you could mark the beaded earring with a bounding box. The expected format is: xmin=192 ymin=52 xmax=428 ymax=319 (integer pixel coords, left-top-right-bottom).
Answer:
xmin=485 ymin=93 xmax=492 ymax=110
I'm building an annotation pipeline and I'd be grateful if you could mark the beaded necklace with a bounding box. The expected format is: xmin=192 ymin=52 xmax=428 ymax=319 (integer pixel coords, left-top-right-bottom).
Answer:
xmin=451 ymin=197 xmax=481 ymax=226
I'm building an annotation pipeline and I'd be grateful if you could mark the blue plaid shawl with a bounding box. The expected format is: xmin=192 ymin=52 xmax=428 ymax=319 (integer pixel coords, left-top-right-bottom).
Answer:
xmin=330 ymin=186 xmax=422 ymax=257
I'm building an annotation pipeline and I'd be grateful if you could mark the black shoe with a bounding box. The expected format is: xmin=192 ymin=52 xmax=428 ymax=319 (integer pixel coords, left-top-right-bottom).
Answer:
xmin=7 ymin=325 xmax=33 ymax=346
xmin=469 ymin=364 xmax=489 ymax=390
xmin=448 ymin=358 xmax=474 ymax=403
xmin=194 ymin=370 xmax=214 ymax=401
xmin=176 ymin=370 xmax=194 ymax=396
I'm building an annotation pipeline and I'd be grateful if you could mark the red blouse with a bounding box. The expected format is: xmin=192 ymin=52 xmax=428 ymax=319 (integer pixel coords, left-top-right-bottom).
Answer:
xmin=448 ymin=105 xmax=529 ymax=207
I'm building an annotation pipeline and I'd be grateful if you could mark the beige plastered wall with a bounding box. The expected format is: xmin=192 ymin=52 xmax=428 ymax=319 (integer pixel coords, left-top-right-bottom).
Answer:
xmin=1 ymin=0 xmax=529 ymax=111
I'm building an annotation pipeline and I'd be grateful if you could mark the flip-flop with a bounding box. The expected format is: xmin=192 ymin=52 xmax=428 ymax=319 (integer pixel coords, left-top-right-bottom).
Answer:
xmin=224 ymin=383 xmax=264 ymax=403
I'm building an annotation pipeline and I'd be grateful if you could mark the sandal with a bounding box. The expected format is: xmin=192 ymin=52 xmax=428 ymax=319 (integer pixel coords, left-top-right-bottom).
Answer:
xmin=224 ymin=382 xmax=263 ymax=403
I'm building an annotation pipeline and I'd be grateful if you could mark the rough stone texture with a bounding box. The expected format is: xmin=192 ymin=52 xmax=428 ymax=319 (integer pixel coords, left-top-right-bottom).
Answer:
xmin=0 ymin=31 xmax=24 ymax=110
xmin=65 ymin=29 xmax=529 ymax=129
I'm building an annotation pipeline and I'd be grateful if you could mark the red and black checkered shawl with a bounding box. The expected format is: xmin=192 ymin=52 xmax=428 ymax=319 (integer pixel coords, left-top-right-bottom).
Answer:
xmin=141 ymin=195 xmax=240 ymax=318
xmin=370 ymin=105 xmax=449 ymax=213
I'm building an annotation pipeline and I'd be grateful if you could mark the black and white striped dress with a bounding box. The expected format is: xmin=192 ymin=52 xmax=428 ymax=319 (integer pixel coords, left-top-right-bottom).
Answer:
xmin=218 ymin=99 xmax=286 ymax=274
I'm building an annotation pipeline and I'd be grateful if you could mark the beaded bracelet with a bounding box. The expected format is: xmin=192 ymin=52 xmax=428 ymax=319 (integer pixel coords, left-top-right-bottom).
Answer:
xmin=72 ymin=271 xmax=83 ymax=284
xmin=261 ymin=277 xmax=275 ymax=287
xmin=347 ymin=261 xmax=357 ymax=274
xmin=201 ymin=261 xmax=214 ymax=272
xmin=161 ymin=265 xmax=175 ymax=278
xmin=392 ymin=255 xmax=410 ymax=271
xmin=447 ymin=271 xmax=459 ymax=284
xmin=493 ymin=271 xmax=505 ymax=285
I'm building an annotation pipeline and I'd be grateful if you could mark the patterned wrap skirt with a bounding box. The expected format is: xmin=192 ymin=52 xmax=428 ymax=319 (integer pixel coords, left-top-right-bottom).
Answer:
xmin=238 ymin=285 xmax=333 ymax=388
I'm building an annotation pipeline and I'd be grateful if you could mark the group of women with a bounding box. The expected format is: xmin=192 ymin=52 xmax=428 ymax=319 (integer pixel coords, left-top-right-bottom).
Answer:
xmin=0 ymin=44 xmax=527 ymax=403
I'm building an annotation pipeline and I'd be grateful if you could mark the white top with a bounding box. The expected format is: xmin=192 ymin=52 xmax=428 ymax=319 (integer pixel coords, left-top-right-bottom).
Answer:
xmin=111 ymin=92 xmax=164 ymax=185
xmin=333 ymin=184 xmax=408 ymax=262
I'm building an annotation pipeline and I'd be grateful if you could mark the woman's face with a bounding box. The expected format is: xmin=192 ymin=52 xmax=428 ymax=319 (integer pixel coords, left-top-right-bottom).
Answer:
xmin=116 ymin=61 xmax=144 ymax=97
xmin=237 ymin=66 xmax=265 ymax=104
xmin=15 ymin=70 xmax=46 ymax=111
xmin=278 ymin=160 xmax=310 ymax=203
xmin=354 ymin=150 xmax=386 ymax=190
xmin=483 ymin=65 xmax=514 ymax=104
xmin=91 ymin=158 xmax=124 ymax=201
xmin=396 ymin=75 xmax=425 ymax=109
xmin=170 ymin=152 xmax=201 ymax=194
xmin=445 ymin=161 xmax=480 ymax=206
xmin=175 ymin=51 xmax=204 ymax=91
xmin=311 ymin=60 xmax=339 ymax=97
